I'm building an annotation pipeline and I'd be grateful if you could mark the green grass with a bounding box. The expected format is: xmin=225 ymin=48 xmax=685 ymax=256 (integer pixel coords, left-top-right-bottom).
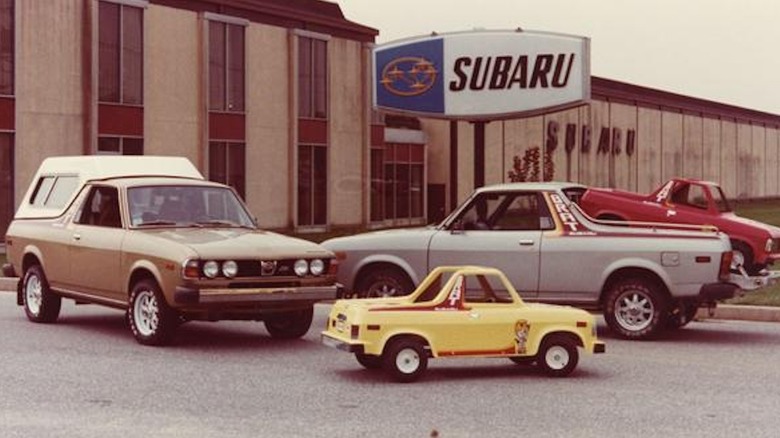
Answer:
xmin=727 ymin=199 xmax=780 ymax=306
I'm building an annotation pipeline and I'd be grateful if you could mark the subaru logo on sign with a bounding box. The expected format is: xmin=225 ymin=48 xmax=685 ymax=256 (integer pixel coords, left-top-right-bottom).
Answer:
xmin=372 ymin=30 xmax=590 ymax=119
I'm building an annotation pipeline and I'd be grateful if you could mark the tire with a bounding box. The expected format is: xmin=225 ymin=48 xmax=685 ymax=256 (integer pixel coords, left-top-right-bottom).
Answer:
xmin=604 ymin=277 xmax=669 ymax=340
xmin=355 ymin=353 xmax=383 ymax=369
xmin=667 ymin=301 xmax=699 ymax=329
xmin=22 ymin=265 xmax=61 ymax=323
xmin=264 ymin=307 xmax=314 ymax=339
xmin=355 ymin=266 xmax=414 ymax=298
xmin=382 ymin=338 xmax=428 ymax=383
xmin=128 ymin=279 xmax=177 ymax=346
xmin=730 ymin=240 xmax=763 ymax=275
xmin=537 ymin=334 xmax=579 ymax=377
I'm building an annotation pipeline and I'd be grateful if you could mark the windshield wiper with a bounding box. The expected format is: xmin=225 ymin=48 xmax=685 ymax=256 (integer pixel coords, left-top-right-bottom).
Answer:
xmin=138 ymin=220 xmax=177 ymax=226
xmin=193 ymin=220 xmax=254 ymax=229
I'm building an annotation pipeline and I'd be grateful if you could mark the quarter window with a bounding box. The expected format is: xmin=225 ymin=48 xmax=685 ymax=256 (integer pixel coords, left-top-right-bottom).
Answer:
xmin=77 ymin=186 xmax=122 ymax=228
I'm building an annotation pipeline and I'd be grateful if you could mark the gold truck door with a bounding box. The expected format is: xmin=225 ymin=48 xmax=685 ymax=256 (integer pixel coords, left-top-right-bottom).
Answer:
xmin=67 ymin=185 xmax=125 ymax=303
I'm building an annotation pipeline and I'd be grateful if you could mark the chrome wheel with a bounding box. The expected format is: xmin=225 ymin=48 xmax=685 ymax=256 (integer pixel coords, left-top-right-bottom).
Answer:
xmin=368 ymin=282 xmax=401 ymax=298
xmin=133 ymin=289 xmax=159 ymax=337
xmin=544 ymin=345 xmax=570 ymax=370
xmin=614 ymin=290 xmax=654 ymax=332
xmin=395 ymin=347 xmax=421 ymax=375
xmin=25 ymin=274 xmax=43 ymax=317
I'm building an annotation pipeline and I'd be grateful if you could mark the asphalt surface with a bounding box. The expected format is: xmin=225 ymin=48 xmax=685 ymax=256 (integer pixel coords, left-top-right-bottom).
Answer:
xmin=2 ymin=291 xmax=780 ymax=438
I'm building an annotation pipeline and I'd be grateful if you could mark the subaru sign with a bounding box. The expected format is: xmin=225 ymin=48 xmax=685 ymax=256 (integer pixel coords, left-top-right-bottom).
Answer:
xmin=373 ymin=30 xmax=590 ymax=119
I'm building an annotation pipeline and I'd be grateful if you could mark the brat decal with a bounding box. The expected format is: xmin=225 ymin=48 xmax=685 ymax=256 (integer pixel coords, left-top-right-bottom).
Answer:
xmin=549 ymin=193 xmax=596 ymax=236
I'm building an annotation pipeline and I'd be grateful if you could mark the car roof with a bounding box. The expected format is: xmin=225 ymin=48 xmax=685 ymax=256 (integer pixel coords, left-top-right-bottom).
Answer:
xmin=474 ymin=181 xmax=586 ymax=193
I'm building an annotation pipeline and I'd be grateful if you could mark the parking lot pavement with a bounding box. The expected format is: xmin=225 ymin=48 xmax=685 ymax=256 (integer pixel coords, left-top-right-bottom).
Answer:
xmin=1 ymin=275 xmax=779 ymax=323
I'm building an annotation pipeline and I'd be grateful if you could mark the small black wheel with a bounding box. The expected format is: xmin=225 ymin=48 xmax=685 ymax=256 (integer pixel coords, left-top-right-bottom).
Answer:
xmin=355 ymin=353 xmax=383 ymax=369
xmin=382 ymin=338 xmax=428 ymax=383
xmin=356 ymin=266 xmax=414 ymax=298
xmin=22 ymin=265 xmax=61 ymax=323
xmin=509 ymin=356 xmax=536 ymax=366
xmin=604 ymin=277 xmax=668 ymax=339
xmin=128 ymin=279 xmax=177 ymax=346
xmin=667 ymin=302 xmax=699 ymax=329
xmin=264 ymin=307 xmax=314 ymax=339
xmin=537 ymin=334 xmax=579 ymax=377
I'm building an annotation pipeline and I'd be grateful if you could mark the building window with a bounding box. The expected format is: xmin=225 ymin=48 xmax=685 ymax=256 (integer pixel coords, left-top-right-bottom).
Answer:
xmin=209 ymin=20 xmax=244 ymax=112
xmin=297 ymin=144 xmax=327 ymax=226
xmin=298 ymin=37 xmax=327 ymax=119
xmin=209 ymin=142 xmax=245 ymax=199
xmin=0 ymin=0 xmax=13 ymax=96
xmin=379 ymin=143 xmax=425 ymax=221
xmin=0 ymin=133 xmax=12 ymax=238
xmin=98 ymin=1 xmax=143 ymax=104
xmin=98 ymin=136 xmax=143 ymax=155
xmin=370 ymin=146 xmax=384 ymax=222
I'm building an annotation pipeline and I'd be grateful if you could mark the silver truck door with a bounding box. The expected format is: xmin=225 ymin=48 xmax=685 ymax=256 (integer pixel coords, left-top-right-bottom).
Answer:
xmin=428 ymin=191 xmax=547 ymax=298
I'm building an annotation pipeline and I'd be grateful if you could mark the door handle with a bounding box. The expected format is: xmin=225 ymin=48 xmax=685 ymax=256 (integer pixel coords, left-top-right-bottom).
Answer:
xmin=518 ymin=239 xmax=535 ymax=246
xmin=73 ymin=234 xmax=81 ymax=241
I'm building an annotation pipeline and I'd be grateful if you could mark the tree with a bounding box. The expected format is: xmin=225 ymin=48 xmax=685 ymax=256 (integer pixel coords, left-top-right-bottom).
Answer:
xmin=507 ymin=146 xmax=554 ymax=182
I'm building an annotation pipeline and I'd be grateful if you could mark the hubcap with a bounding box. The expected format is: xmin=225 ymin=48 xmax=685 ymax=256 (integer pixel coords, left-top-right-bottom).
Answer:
xmin=395 ymin=347 xmax=421 ymax=374
xmin=731 ymin=251 xmax=745 ymax=271
xmin=615 ymin=291 xmax=654 ymax=331
xmin=545 ymin=345 xmax=570 ymax=370
xmin=368 ymin=282 xmax=400 ymax=298
xmin=25 ymin=275 xmax=43 ymax=316
xmin=133 ymin=290 xmax=159 ymax=336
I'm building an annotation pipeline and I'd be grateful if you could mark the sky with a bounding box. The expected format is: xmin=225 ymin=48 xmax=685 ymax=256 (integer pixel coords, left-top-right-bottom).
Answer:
xmin=335 ymin=0 xmax=780 ymax=115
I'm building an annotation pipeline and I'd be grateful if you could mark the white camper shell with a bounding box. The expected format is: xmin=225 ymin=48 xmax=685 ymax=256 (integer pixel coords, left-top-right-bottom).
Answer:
xmin=15 ymin=156 xmax=204 ymax=219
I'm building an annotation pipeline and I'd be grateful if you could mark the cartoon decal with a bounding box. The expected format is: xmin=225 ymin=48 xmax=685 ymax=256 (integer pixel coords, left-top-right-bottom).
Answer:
xmin=514 ymin=320 xmax=530 ymax=354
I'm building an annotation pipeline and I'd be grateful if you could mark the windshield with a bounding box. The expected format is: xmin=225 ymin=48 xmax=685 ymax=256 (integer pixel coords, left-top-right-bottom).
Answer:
xmin=127 ymin=185 xmax=256 ymax=228
xmin=710 ymin=185 xmax=732 ymax=213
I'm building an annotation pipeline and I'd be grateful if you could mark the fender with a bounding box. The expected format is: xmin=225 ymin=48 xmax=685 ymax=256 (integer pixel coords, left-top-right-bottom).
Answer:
xmin=350 ymin=253 xmax=422 ymax=292
xmin=599 ymin=257 xmax=673 ymax=294
xmin=127 ymin=259 xmax=166 ymax=295
xmin=375 ymin=329 xmax=435 ymax=358
xmin=532 ymin=326 xmax=587 ymax=356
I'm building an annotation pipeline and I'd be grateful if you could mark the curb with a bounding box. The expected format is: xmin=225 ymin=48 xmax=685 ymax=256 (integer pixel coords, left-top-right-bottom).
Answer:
xmin=1 ymin=277 xmax=779 ymax=323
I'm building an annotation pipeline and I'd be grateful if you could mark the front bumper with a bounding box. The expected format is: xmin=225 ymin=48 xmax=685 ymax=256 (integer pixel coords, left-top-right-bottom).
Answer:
xmin=698 ymin=282 xmax=739 ymax=301
xmin=321 ymin=332 xmax=364 ymax=354
xmin=174 ymin=284 xmax=340 ymax=304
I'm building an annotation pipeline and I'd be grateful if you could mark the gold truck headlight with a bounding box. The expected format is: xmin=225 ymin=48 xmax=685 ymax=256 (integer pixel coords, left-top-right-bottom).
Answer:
xmin=203 ymin=260 xmax=219 ymax=278
xmin=222 ymin=260 xmax=238 ymax=278
xmin=293 ymin=259 xmax=309 ymax=277
xmin=309 ymin=259 xmax=325 ymax=276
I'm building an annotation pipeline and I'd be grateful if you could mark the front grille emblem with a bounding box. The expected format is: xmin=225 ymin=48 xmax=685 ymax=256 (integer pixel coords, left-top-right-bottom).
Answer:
xmin=260 ymin=261 xmax=277 ymax=276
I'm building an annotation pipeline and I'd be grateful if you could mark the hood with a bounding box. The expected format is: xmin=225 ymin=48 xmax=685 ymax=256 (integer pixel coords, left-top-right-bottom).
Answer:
xmin=138 ymin=228 xmax=333 ymax=259
xmin=322 ymin=226 xmax=437 ymax=251
xmin=721 ymin=213 xmax=780 ymax=237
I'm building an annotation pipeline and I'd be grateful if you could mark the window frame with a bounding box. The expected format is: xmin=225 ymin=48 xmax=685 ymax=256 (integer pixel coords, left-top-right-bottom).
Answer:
xmin=296 ymin=31 xmax=330 ymax=120
xmin=97 ymin=0 xmax=146 ymax=105
xmin=0 ymin=0 xmax=15 ymax=97
xmin=205 ymin=13 xmax=247 ymax=113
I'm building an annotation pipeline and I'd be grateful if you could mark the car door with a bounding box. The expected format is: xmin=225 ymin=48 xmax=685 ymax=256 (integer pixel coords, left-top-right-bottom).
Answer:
xmin=427 ymin=191 xmax=548 ymax=298
xmin=666 ymin=182 xmax=716 ymax=224
xmin=67 ymin=185 xmax=126 ymax=304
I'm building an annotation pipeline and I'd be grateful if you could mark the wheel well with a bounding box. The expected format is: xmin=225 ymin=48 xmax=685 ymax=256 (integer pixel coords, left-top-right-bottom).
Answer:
xmin=543 ymin=331 xmax=583 ymax=348
xmin=355 ymin=262 xmax=412 ymax=288
xmin=128 ymin=268 xmax=157 ymax=295
xmin=22 ymin=253 xmax=41 ymax=273
xmin=597 ymin=213 xmax=625 ymax=221
xmin=382 ymin=334 xmax=431 ymax=357
xmin=600 ymin=267 xmax=670 ymax=306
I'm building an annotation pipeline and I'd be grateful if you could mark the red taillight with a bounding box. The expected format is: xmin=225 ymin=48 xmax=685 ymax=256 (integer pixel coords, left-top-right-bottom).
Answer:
xmin=351 ymin=324 xmax=360 ymax=339
xmin=719 ymin=251 xmax=733 ymax=281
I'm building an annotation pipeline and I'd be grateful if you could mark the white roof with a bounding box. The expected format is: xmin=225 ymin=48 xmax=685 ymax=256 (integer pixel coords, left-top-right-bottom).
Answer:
xmin=16 ymin=156 xmax=204 ymax=219
xmin=34 ymin=155 xmax=203 ymax=181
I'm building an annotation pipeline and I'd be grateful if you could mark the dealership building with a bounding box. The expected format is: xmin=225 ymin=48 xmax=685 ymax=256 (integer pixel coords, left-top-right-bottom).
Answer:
xmin=1 ymin=0 xmax=780 ymax=243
